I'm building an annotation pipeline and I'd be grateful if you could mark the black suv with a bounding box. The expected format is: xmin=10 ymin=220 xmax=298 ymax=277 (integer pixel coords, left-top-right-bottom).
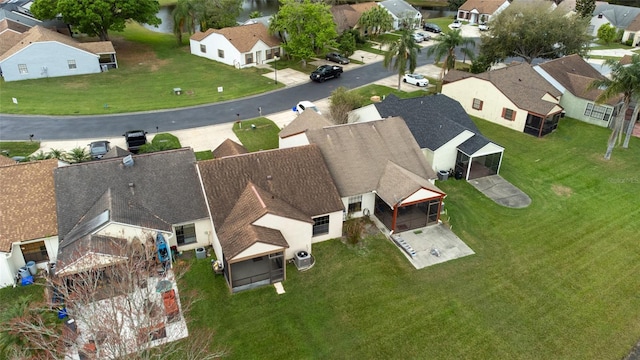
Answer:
xmin=123 ymin=130 xmax=148 ymax=153
xmin=423 ymin=23 xmax=442 ymax=33
xmin=310 ymin=65 xmax=343 ymax=82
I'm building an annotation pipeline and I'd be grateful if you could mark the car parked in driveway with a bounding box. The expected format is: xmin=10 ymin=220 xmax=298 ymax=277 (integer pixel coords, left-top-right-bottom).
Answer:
xmin=417 ymin=32 xmax=431 ymax=41
xmin=310 ymin=65 xmax=343 ymax=82
xmin=411 ymin=33 xmax=424 ymax=43
xmin=326 ymin=52 xmax=350 ymax=64
xmin=478 ymin=22 xmax=489 ymax=31
xmin=450 ymin=20 xmax=462 ymax=29
xmin=423 ymin=23 xmax=441 ymax=33
xmin=122 ymin=130 xmax=147 ymax=154
xmin=403 ymin=73 xmax=429 ymax=87
xmin=295 ymin=101 xmax=321 ymax=115
xmin=88 ymin=140 xmax=111 ymax=159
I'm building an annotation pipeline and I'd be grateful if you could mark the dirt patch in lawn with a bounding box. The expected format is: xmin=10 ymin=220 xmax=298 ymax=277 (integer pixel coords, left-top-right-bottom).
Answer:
xmin=552 ymin=184 xmax=573 ymax=197
xmin=110 ymin=37 xmax=170 ymax=71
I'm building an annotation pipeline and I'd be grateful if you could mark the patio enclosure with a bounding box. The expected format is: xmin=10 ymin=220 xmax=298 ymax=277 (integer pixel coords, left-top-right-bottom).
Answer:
xmin=224 ymin=251 xmax=285 ymax=292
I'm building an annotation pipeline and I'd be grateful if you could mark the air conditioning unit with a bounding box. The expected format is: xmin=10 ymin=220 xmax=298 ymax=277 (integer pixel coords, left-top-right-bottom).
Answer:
xmin=294 ymin=251 xmax=312 ymax=269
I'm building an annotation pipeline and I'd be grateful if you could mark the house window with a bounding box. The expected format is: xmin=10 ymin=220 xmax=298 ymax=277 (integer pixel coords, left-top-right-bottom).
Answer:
xmin=20 ymin=241 xmax=48 ymax=263
xmin=348 ymin=195 xmax=362 ymax=213
xmin=273 ymin=48 xmax=280 ymax=57
xmin=472 ymin=98 xmax=483 ymax=110
xmin=312 ymin=215 xmax=330 ymax=236
xmin=200 ymin=44 xmax=206 ymax=53
xmin=175 ymin=224 xmax=197 ymax=245
xmin=584 ymin=103 xmax=613 ymax=121
xmin=18 ymin=64 xmax=28 ymax=74
xmin=502 ymin=108 xmax=516 ymax=121
xmin=266 ymin=49 xmax=273 ymax=60
xmin=245 ymin=53 xmax=253 ymax=64
xmin=67 ymin=60 xmax=77 ymax=69
xmin=218 ymin=49 xmax=224 ymax=58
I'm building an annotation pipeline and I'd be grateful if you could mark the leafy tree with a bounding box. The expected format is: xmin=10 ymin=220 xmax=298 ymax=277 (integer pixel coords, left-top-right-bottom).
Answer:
xmin=426 ymin=29 xmax=475 ymax=79
xmin=338 ymin=31 xmax=357 ymax=57
xmin=357 ymin=6 xmax=394 ymax=38
xmin=329 ymin=86 xmax=365 ymax=124
xmin=588 ymin=55 xmax=640 ymax=159
xmin=470 ymin=53 xmax=493 ymax=74
xmin=269 ymin=0 xmax=337 ymax=66
xmin=198 ymin=0 xmax=242 ymax=30
xmin=382 ymin=29 xmax=421 ymax=90
xmin=575 ymin=0 xmax=596 ymax=18
xmin=479 ymin=0 xmax=592 ymax=64
xmin=448 ymin=0 xmax=466 ymax=10
xmin=597 ymin=23 xmax=618 ymax=44
xmin=249 ymin=11 xmax=262 ymax=19
xmin=30 ymin=0 xmax=161 ymax=41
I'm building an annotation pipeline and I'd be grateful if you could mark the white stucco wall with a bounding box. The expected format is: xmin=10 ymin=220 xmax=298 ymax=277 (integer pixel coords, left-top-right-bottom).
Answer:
xmin=0 ymin=42 xmax=101 ymax=82
xmin=442 ymin=78 xmax=528 ymax=132
xmin=253 ymin=213 xmax=312 ymax=259
xmin=342 ymin=192 xmax=375 ymax=219
xmin=279 ymin=133 xmax=310 ymax=149
xmin=190 ymin=34 xmax=279 ymax=68
xmin=559 ymin=91 xmax=613 ymax=128
xmin=0 ymin=253 xmax=15 ymax=288
xmin=0 ymin=235 xmax=59 ymax=288
xmin=311 ymin=211 xmax=344 ymax=243
xmin=432 ymin=130 xmax=475 ymax=172
xmin=171 ymin=218 xmax=212 ymax=251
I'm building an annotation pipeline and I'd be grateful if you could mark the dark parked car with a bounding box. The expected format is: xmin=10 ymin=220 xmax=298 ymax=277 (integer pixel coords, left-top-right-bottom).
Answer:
xmin=310 ymin=65 xmax=343 ymax=82
xmin=326 ymin=52 xmax=350 ymax=64
xmin=423 ymin=23 xmax=442 ymax=33
xmin=88 ymin=140 xmax=111 ymax=159
xmin=122 ymin=130 xmax=148 ymax=154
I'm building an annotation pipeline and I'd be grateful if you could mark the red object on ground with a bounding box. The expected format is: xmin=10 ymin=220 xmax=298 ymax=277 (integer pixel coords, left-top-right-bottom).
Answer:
xmin=163 ymin=289 xmax=179 ymax=317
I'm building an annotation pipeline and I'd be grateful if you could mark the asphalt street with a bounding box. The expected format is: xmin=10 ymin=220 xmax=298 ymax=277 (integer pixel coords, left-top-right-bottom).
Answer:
xmin=0 ymin=55 xmax=441 ymax=141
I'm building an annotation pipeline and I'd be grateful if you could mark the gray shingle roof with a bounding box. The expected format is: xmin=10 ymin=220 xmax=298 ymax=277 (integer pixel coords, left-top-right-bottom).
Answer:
xmin=54 ymin=148 xmax=209 ymax=239
xmin=279 ymin=110 xmax=334 ymax=138
xmin=594 ymin=3 xmax=640 ymax=30
xmin=198 ymin=145 xmax=343 ymax=230
xmin=379 ymin=0 xmax=419 ymax=18
xmin=374 ymin=94 xmax=495 ymax=151
xmin=304 ymin=117 xmax=438 ymax=198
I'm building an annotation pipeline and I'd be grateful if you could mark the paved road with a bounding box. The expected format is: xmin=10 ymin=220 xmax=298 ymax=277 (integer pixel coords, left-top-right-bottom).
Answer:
xmin=0 ymin=57 xmax=437 ymax=141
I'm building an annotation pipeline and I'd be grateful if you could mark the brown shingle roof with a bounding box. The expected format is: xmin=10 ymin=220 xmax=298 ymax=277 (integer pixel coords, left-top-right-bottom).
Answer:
xmin=0 ymin=18 xmax=30 ymax=34
xmin=538 ymin=54 xmax=619 ymax=105
xmin=459 ymin=0 xmax=507 ymax=14
xmin=304 ymin=117 xmax=438 ymax=199
xmin=472 ymin=63 xmax=562 ymax=115
xmin=376 ymin=162 xmax=444 ymax=207
xmin=198 ymin=145 xmax=343 ymax=230
xmin=212 ymin=139 xmax=248 ymax=159
xmin=0 ymin=25 xmax=114 ymax=62
xmin=626 ymin=13 xmax=640 ymax=32
xmin=279 ymin=110 xmax=334 ymax=138
xmin=0 ymin=155 xmax=17 ymax=167
xmin=0 ymin=159 xmax=58 ymax=251
xmin=190 ymin=23 xmax=280 ymax=53
xmin=330 ymin=2 xmax=376 ymax=33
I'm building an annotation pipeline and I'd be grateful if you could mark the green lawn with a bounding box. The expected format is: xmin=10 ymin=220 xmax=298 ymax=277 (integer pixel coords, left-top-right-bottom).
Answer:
xmin=232 ymin=118 xmax=281 ymax=152
xmin=180 ymin=118 xmax=640 ymax=359
xmin=0 ymin=141 xmax=40 ymax=157
xmin=0 ymin=23 xmax=281 ymax=115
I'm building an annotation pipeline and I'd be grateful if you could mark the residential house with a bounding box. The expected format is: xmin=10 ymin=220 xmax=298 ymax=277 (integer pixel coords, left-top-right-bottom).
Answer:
xmin=330 ymin=2 xmax=378 ymax=34
xmin=279 ymin=117 xmax=445 ymax=234
xmin=456 ymin=0 xmax=510 ymax=24
xmin=442 ymin=62 xmax=564 ymax=137
xmin=0 ymin=159 xmax=60 ymax=288
xmin=189 ymin=23 xmax=281 ymax=68
xmin=0 ymin=0 xmax=68 ymax=34
xmin=350 ymin=94 xmax=505 ymax=181
xmin=378 ymin=0 xmax=422 ymax=30
xmin=0 ymin=23 xmax=117 ymax=82
xmin=53 ymin=148 xmax=212 ymax=271
xmin=590 ymin=3 xmax=640 ymax=40
xmin=197 ymin=146 xmax=344 ymax=292
xmin=212 ymin=138 xmax=248 ymax=159
xmin=535 ymin=54 xmax=621 ymax=128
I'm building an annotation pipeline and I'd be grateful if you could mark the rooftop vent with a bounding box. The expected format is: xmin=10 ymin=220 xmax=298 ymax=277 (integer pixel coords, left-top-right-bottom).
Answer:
xmin=123 ymin=154 xmax=134 ymax=167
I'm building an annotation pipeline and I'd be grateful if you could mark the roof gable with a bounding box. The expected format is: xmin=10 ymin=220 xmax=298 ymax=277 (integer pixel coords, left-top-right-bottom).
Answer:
xmin=54 ymin=148 xmax=209 ymax=239
xmin=279 ymin=110 xmax=334 ymax=138
xmin=304 ymin=117 xmax=437 ymax=197
xmin=0 ymin=159 xmax=58 ymax=251
xmin=190 ymin=23 xmax=280 ymax=53
xmin=376 ymin=161 xmax=444 ymax=207
xmin=213 ymin=138 xmax=248 ymax=159
xmin=459 ymin=0 xmax=508 ymax=14
xmin=378 ymin=0 xmax=419 ymax=17
xmin=594 ymin=3 xmax=640 ymax=30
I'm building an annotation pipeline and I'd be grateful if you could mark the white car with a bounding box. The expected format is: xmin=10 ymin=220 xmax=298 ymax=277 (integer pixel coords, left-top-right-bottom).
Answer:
xmin=450 ymin=20 xmax=462 ymax=29
xmin=411 ymin=33 xmax=424 ymax=43
xmin=478 ymin=22 xmax=489 ymax=31
xmin=403 ymin=74 xmax=429 ymax=87
xmin=295 ymin=100 xmax=321 ymax=115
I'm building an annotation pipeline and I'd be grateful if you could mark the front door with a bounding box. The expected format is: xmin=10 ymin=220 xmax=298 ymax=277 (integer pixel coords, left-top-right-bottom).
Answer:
xmin=255 ymin=51 xmax=262 ymax=65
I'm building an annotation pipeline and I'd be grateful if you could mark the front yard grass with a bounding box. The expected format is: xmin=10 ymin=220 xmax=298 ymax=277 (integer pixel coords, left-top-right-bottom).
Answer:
xmin=180 ymin=117 xmax=640 ymax=359
xmin=232 ymin=118 xmax=280 ymax=152
xmin=0 ymin=141 xmax=40 ymax=157
xmin=0 ymin=23 xmax=281 ymax=115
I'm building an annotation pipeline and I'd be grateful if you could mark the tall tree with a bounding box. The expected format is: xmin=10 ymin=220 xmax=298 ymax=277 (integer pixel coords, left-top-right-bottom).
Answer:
xmin=357 ymin=6 xmax=394 ymax=38
xmin=575 ymin=0 xmax=596 ymax=18
xmin=448 ymin=0 xmax=466 ymax=10
xmin=172 ymin=0 xmax=200 ymax=45
xmin=425 ymin=29 xmax=475 ymax=79
xmin=382 ymin=29 xmax=421 ymax=90
xmin=479 ymin=0 xmax=592 ymax=64
xmin=30 ymin=0 xmax=161 ymax=41
xmin=198 ymin=0 xmax=242 ymax=30
xmin=588 ymin=55 xmax=640 ymax=159
xmin=269 ymin=0 xmax=337 ymax=67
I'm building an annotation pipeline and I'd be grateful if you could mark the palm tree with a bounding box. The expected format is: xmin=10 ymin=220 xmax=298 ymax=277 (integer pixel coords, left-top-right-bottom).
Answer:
xmin=382 ymin=29 xmax=421 ymax=90
xmin=589 ymin=55 xmax=640 ymax=160
xmin=425 ymin=29 xmax=475 ymax=80
xmin=65 ymin=147 xmax=91 ymax=163
xmin=172 ymin=0 xmax=200 ymax=45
